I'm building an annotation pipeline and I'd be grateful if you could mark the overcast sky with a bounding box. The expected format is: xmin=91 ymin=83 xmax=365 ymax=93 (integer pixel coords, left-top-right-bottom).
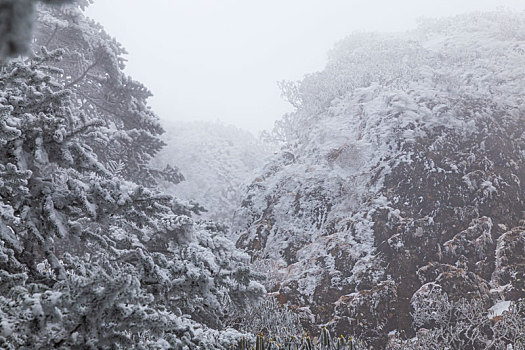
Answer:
xmin=85 ymin=1 xmax=525 ymax=134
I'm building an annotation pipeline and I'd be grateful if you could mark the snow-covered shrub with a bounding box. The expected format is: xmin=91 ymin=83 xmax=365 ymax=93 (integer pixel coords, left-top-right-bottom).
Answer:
xmin=228 ymin=296 xmax=303 ymax=340
xmin=232 ymin=327 xmax=369 ymax=350
xmin=387 ymin=287 xmax=525 ymax=349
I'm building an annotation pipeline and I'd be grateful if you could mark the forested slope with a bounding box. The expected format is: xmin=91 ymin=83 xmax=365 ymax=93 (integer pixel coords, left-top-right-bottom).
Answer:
xmin=234 ymin=12 xmax=525 ymax=348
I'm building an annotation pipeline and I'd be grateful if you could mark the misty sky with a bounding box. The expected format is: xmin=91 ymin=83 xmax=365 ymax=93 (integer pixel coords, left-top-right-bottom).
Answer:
xmin=86 ymin=1 xmax=525 ymax=134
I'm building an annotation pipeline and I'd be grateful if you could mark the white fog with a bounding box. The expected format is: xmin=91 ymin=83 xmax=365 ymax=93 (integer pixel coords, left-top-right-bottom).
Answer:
xmin=86 ymin=0 xmax=525 ymax=133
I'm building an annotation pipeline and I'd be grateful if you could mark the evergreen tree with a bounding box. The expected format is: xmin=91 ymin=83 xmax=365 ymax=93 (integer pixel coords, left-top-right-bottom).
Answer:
xmin=0 ymin=42 xmax=264 ymax=350
xmin=32 ymin=1 xmax=182 ymax=186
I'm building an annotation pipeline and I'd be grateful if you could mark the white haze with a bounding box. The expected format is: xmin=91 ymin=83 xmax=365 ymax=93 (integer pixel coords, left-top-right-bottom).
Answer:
xmin=86 ymin=0 xmax=525 ymax=134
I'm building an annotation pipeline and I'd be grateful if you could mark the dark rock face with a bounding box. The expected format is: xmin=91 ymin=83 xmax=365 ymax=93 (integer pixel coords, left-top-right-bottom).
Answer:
xmin=367 ymin=119 xmax=525 ymax=339
xmin=234 ymin=13 xmax=525 ymax=348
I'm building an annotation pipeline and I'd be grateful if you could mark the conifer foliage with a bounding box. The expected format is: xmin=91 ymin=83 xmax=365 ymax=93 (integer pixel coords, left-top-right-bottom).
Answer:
xmin=33 ymin=1 xmax=181 ymax=186
xmin=0 ymin=3 xmax=264 ymax=349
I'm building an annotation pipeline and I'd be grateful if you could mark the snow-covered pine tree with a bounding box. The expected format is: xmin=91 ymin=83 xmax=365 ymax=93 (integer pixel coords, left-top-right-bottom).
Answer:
xmin=31 ymin=0 xmax=182 ymax=187
xmin=0 ymin=45 xmax=264 ymax=349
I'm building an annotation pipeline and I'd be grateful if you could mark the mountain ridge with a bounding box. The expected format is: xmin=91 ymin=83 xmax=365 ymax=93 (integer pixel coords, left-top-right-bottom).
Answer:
xmin=234 ymin=11 xmax=525 ymax=347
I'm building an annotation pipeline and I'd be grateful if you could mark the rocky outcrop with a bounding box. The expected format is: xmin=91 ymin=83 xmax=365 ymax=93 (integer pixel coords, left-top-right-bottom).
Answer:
xmin=234 ymin=12 xmax=525 ymax=348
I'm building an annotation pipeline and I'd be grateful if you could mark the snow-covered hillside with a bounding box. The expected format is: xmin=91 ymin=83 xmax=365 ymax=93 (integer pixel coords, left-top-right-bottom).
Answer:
xmin=152 ymin=121 xmax=274 ymax=223
xmin=234 ymin=11 xmax=525 ymax=348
